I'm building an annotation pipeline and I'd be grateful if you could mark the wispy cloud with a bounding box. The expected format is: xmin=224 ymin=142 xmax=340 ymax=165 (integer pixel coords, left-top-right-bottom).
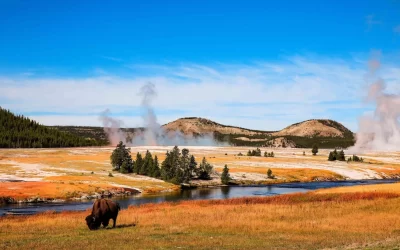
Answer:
xmin=99 ymin=55 xmax=123 ymax=62
xmin=366 ymin=14 xmax=382 ymax=31
xmin=0 ymin=55 xmax=399 ymax=131
xmin=394 ymin=25 xmax=400 ymax=34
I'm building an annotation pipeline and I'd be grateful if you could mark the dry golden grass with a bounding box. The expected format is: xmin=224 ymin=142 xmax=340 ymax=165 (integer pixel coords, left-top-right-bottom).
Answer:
xmin=0 ymin=181 xmax=113 ymax=199
xmin=316 ymin=182 xmax=400 ymax=195
xmin=1 ymin=192 xmax=400 ymax=249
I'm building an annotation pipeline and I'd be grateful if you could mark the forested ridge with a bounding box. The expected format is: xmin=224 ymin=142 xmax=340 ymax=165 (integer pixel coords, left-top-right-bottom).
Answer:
xmin=0 ymin=107 xmax=106 ymax=148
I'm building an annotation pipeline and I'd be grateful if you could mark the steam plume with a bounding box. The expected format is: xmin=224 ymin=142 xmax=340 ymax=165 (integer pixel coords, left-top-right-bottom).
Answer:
xmin=349 ymin=58 xmax=400 ymax=152
xmin=99 ymin=109 xmax=126 ymax=145
xmin=100 ymin=83 xmax=222 ymax=146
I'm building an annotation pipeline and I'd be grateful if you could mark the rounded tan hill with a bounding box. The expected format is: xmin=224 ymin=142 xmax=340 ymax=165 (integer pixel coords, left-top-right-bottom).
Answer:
xmin=272 ymin=119 xmax=351 ymax=138
xmin=162 ymin=117 xmax=268 ymax=136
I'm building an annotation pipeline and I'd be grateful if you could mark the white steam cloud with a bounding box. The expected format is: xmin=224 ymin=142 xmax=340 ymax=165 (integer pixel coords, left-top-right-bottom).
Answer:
xmin=349 ymin=57 xmax=400 ymax=152
xmin=99 ymin=109 xmax=125 ymax=145
xmin=100 ymin=82 xmax=222 ymax=146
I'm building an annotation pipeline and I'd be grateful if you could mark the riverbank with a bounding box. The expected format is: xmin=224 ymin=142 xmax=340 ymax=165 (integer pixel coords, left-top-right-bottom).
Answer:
xmin=2 ymin=187 xmax=400 ymax=249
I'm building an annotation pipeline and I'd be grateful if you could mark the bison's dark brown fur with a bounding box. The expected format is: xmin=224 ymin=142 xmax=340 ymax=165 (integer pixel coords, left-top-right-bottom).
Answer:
xmin=85 ymin=199 xmax=120 ymax=230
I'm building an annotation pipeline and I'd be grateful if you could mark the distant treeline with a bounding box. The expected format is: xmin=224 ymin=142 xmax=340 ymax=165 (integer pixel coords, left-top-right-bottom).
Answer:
xmin=0 ymin=107 xmax=106 ymax=148
xmin=213 ymin=132 xmax=355 ymax=149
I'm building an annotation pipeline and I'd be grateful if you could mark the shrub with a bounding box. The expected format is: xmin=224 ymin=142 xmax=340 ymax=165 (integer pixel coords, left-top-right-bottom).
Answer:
xmin=328 ymin=149 xmax=346 ymax=161
xmin=312 ymin=144 xmax=319 ymax=156
xmin=221 ymin=165 xmax=231 ymax=185
xmin=264 ymin=151 xmax=275 ymax=157
xmin=267 ymin=168 xmax=275 ymax=179
xmin=248 ymin=148 xmax=262 ymax=157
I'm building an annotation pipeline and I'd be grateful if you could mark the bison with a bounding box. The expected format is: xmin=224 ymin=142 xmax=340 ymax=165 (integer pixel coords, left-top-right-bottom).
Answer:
xmin=85 ymin=199 xmax=120 ymax=230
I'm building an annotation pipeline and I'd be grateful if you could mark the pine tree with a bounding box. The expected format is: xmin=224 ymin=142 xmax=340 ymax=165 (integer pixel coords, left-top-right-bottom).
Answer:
xmin=110 ymin=141 xmax=134 ymax=173
xmin=197 ymin=157 xmax=213 ymax=180
xmin=161 ymin=151 xmax=174 ymax=181
xmin=267 ymin=168 xmax=274 ymax=178
xmin=328 ymin=152 xmax=335 ymax=161
xmin=152 ymin=155 xmax=161 ymax=178
xmin=189 ymin=155 xmax=197 ymax=178
xmin=140 ymin=150 xmax=153 ymax=175
xmin=312 ymin=144 xmax=319 ymax=156
xmin=338 ymin=150 xmax=346 ymax=161
xmin=134 ymin=152 xmax=143 ymax=174
xmin=181 ymin=148 xmax=191 ymax=183
xmin=221 ymin=165 xmax=231 ymax=185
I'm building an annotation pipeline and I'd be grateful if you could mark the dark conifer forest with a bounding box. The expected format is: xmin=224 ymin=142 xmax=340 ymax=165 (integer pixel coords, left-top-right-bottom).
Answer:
xmin=0 ymin=107 xmax=107 ymax=148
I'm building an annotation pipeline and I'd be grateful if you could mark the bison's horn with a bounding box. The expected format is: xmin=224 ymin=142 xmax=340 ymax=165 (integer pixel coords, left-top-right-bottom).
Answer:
xmin=92 ymin=216 xmax=96 ymax=221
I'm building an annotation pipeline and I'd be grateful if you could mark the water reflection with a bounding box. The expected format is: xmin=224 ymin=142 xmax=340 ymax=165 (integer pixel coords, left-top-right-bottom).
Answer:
xmin=221 ymin=186 xmax=230 ymax=198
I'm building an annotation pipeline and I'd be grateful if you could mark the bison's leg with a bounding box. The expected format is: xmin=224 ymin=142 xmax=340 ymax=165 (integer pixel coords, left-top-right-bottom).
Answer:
xmin=102 ymin=219 xmax=109 ymax=228
xmin=112 ymin=217 xmax=117 ymax=228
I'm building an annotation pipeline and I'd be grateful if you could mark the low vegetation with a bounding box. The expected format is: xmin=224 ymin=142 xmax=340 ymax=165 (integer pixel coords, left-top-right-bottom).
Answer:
xmin=247 ymin=148 xmax=262 ymax=156
xmin=311 ymin=144 xmax=318 ymax=155
xmin=347 ymin=154 xmax=364 ymax=163
xmin=220 ymin=165 xmax=231 ymax=184
xmin=328 ymin=149 xmax=346 ymax=161
xmin=264 ymin=151 xmax=274 ymax=157
xmin=267 ymin=168 xmax=275 ymax=179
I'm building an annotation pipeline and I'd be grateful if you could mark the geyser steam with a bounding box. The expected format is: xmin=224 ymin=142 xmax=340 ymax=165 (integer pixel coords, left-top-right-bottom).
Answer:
xmin=139 ymin=82 xmax=161 ymax=146
xmin=99 ymin=109 xmax=125 ymax=145
xmin=101 ymin=83 xmax=221 ymax=146
xmin=350 ymin=58 xmax=400 ymax=152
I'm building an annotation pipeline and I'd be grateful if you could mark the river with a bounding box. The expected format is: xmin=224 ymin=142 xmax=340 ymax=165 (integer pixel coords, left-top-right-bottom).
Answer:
xmin=1 ymin=179 xmax=397 ymax=216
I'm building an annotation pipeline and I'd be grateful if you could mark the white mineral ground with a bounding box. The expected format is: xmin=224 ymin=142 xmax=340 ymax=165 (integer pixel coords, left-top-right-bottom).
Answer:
xmin=1 ymin=147 xmax=400 ymax=183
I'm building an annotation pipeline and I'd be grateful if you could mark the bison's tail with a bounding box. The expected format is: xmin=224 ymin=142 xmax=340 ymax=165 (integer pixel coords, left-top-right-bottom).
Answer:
xmin=116 ymin=202 xmax=121 ymax=211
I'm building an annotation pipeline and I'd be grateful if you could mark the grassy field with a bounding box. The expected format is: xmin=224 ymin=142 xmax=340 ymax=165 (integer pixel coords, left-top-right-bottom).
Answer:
xmin=1 ymin=190 xmax=400 ymax=249
xmin=2 ymin=147 xmax=400 ymax=249
xmin=1 ymin=147 xmax=400 ymax=200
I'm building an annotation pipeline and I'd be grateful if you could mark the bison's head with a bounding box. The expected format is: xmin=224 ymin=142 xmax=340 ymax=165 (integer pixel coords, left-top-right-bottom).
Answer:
xmin=85 ymin=215 xmax=101 ymax=230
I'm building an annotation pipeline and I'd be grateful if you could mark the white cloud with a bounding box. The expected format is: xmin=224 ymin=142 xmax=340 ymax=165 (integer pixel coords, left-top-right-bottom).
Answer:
xmin=1 ymin=56 xmax=399 ymax=131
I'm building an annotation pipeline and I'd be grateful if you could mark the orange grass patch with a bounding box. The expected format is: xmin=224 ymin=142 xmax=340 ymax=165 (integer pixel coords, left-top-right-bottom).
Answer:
xmin=0 ymin=181 xmax=112 ymax=199
xmin=316 ymin=182 xmax=400 ymax=194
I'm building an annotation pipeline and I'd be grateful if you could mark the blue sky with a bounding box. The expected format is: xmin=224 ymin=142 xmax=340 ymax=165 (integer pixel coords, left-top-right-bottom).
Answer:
xmin=0 ymin=0 xmax=400 ymax=131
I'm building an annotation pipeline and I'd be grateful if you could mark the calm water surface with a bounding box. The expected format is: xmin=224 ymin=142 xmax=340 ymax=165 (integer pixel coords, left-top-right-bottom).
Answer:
xmin=1 ymin=179 xmax=397 ymax=216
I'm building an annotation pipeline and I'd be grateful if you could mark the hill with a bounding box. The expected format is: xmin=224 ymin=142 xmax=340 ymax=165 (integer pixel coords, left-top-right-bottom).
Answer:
xmin=162 ymin=117 xmax=355 ymax=148
xmin=163 ymin=117 xmax=272 ymax=135
xmin=272 ymin=119 xmax=353 ymax=138
xmin=48 ymin=117 xmax=354 ymax=148
xmin=0 ymin=108 xmax=107 ymax=148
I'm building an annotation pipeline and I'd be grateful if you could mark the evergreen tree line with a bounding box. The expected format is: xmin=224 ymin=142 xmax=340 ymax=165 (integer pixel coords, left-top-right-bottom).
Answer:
xmin=0 ymin=107 xmax=104 ymax=148
xmin=247 ymin=148 xmax=262 ymax=156
xmin=328 ymin=149 xmax=345 ymax=161
xmin=110 ymin=142 xmax=161 ymax=177
xmin=111 ymin=143 xmax=214 ymax=184
xmin=264 ymin=151 xmax=275 ymax=157
xmin=160 ymin=146 xmax=214 ymax=184
xmin=347 ymin=155 xmax=364 ymax=163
